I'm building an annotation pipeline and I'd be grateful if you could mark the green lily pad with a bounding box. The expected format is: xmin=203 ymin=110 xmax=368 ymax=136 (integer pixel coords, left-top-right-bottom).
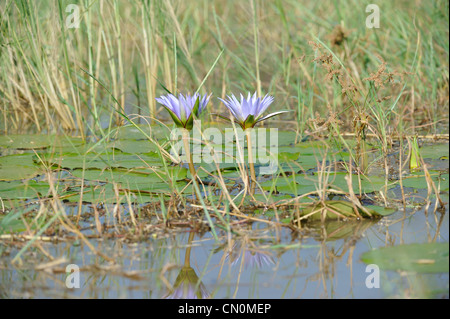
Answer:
xmin=107 ymin=139 xmax=160 ymax=154
xmin=418 ymin=143 xmax=449 ymax=160
xmin=365 ymin=205 xmax=397 ymax=216
xmin=276 ymin=131 xmax=303 ymax=146
xmin=260 ymin=174 xmax=316 ymax=195
xmin=63 ymin=184 xmax=162 ymax=204
xmin=251 ymin=193 xmax=293 ymax=205
xmin=308 ymin=219 xmax=379 ymax=241
xmin=0 ymin=180 xmax=23 ymax=191
xmin=0 ymin=180 xmax=50 ymax=200
xmin=293 ymin=200 xmax=382 ymax=222
xmin=296 ymin=172 xmax=393 ymax=194
xmin=331 ymin=172 xmax=392 ymax=194
xmin=38 ymin=152 xmax=162 ymax=170
xmin=296 ymin=155 xmax=324 ymax=170
xmin=71 ymin=166 xmax=187 ymax=185
xmin=400 ymin=173 xmax=449 ymax=191
xmin=0 ymin=134 xmax=82 ymax=150
xmin=114 ymin=124 xmax=170 ymax=140
xmin=0 ymin=154 xmax=43 ymax=181
xmin=263 ymin=172 xmax=393 ymax=196
xmin=361 ymin=243 xmax=449 ymax=273
xmin=0 ymin=212 xmax=27 ymax=233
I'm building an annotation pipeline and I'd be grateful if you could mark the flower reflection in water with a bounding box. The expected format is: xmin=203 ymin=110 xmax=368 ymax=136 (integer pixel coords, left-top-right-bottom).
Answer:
xmin=225 ymin=238 xmax=275 ymax=269
xmin=164 ymin=266 xmax=209 ymax=299
xmin=216 ymin=236 xmax=276 ymax=298
xmin=164 ymin=232 xmax=209 ymax=299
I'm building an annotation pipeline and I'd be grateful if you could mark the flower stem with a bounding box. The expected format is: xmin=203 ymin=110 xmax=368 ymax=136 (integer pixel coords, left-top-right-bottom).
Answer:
xmin=182 ymin=128 xmax=200 ymax=202
xmin=182 ymin=128 xmax=197 ymax=182
xmin=246 ymin=129 xmax=256 ymax=195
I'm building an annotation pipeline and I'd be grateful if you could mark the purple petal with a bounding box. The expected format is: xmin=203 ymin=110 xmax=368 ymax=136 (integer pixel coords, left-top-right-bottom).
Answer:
xmin=255 ymin=94 xmax=274 ymax=119
xmin=218 ymin=97 xmax=243 ymax=122
xmin=156 ymin=92 xmax=210 ymax=124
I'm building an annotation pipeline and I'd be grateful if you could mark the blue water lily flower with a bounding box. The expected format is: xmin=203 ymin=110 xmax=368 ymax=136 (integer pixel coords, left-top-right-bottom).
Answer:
xmin=156 ymin=93 xmax=211 ymax=130
xmin=217 ymin=92 xmax=288 ymax=130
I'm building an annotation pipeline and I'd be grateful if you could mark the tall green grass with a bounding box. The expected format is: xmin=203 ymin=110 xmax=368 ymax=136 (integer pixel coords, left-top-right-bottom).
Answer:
xmin=0 ymin=0 xmax=448 ymax=138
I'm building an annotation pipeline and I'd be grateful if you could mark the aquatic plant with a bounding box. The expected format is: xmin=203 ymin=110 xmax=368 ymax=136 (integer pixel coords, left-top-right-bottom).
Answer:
xmin=218 ymin=92 xmax=287 ymax=194
xmin=217 ymin=92 xmax=286 ymax=130
xmin=156 ymin=93 xmax=210 ymax=182
xmin=156 ymin=93 xmax=211 ymax=130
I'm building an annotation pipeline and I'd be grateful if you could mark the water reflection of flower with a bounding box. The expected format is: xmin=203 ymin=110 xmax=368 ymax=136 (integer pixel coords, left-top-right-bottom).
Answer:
xmin=226 ymin=240 xmax=275 ymax=269
xmin=164 ymin=232 xmax=210 ymax=299
xmin=164 ymin=266 xmax=209 ymax=299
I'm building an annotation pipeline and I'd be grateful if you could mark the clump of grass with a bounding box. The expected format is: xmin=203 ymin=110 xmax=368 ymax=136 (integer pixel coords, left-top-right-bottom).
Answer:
xmin=0 ymin=0 xmax=447 ymax=137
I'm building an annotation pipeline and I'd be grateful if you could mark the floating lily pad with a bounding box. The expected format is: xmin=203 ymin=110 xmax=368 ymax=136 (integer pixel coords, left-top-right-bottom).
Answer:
xmin=218 ymin=129 xmax=303 ymax=148
xmin=71 ymin=166 xmax=187 ymax=185
xmin=114 ymin=124 xmax=170 ymax=140
xmin=276 ymin=131 xmax=303 ymax=146
xmin=296 ymin=155 xmax=325 ymax=170
xmin=0 ymin=180 xmax=50 ymax=200
xmin=0 ymin=134 xmax=82 ymax=150
xmin=63 ymin=184 xmax=162 ymax=204
xmin=57 ymin=142 xmax=109 ymax=155
xmin=293 ymin=200 xmax=382 ymax=222
xmin=365 ymin=205 xmax=397 ymax=216
xmin=251 ymin=193 xmax=293 ymax=205
xmin=361 ymin=243 xmax=449 ymax=273
xmin=400 ymin=173 xmax=449 ymax=191
xmin=107 ymin=139 xmax=160 ymax=154
xmin=263 ymin=172 xmax=392 ymax=196
xmin=0 ymin=212 xmax=27 ymax=233
xmin=38 ymin=152 xmax=162 ymax=170
xmin=0 ymin=154 xmax=43 ymax=181
xmin=307 ymin=219 xmax=379 ymax=241
xmin=418 ymin=143 xmax=449 ymax=160
xmin=320 ymin=172 xmax=393 ymax=194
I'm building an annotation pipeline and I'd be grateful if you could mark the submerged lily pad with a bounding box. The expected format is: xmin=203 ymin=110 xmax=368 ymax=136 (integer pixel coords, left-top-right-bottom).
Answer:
xmin=361 ymin=243 xmax=449 ymax=274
